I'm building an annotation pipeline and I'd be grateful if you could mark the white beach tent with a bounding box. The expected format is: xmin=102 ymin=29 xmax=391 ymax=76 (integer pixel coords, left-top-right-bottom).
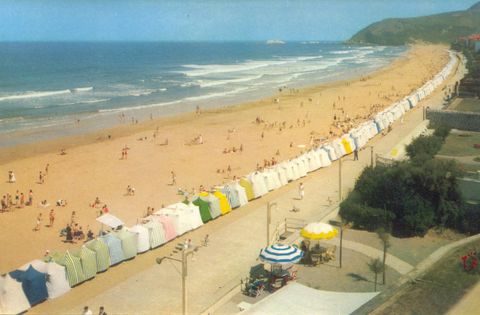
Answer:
xmin=400 ymin=99 xmax=410 ymax=112
xmin=332 ymin=139 xmax=346 ymax=158
xmin=273 ymin=165 xmax=289 ymax=186
xmin=0 ymin=274 xmax=31 ymax=314
xmin=288 ymin=160 xmax=301 ymax=180
xmin=264 ymin=169 xmax=282 ymax=191
xmin=247 ymin=172 xmax=269 ymax=198
xmin=155 ymin=207 xmax=187 ymax=235
xmin=317 ymin=148 xmax=332 ymax=167
xmin=306 ymin=151 xmax=321 ymax=172
xmin=322 ymin=144 xmax=338 ymax=161
xmin=294 ymin=157 xmax=308 ymax=177
xmin=127 ymin=225 xmax=150 ymax=253
xmin=96 ymin=213 xmax=124 ymax=229
xmin=142 ymin=219 xmax=167 ymax=249
xmin=280 ymin=161 xmax=294 ymax=182
xmin=20 ymin=259 xmax=71 ymax=300
xmin=232 ymin=182 xmax=249 ymax=206
xmin=262 ymin=171 xmax=276 ymax=191
xmin=166 ymin=202 xmax=203 ymax=231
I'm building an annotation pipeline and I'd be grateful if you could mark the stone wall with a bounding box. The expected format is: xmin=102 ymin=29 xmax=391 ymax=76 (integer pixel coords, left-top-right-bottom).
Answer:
xmin=426 ymin=109 xmax=480 ymax=132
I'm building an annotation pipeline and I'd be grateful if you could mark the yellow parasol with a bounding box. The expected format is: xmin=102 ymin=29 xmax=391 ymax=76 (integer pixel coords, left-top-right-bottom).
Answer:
xmin=300 ymin=222 xmax=338 ymax=240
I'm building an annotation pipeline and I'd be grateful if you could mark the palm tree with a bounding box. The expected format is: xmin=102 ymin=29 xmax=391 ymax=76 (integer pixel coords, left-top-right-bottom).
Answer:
xmin=376 ymin=227 xmax=391 ymax=285
xmin=368 ymin=258 xmax=384 ymax=292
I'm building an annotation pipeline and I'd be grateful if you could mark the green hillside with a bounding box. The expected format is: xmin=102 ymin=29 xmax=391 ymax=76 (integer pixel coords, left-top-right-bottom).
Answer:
xmin=349 ymin=2 xmax=480 ymax=45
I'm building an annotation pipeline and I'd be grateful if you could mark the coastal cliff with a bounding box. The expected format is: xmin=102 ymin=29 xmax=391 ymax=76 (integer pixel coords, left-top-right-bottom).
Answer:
xmin=349 ymin=2 xmax=480 ymax=45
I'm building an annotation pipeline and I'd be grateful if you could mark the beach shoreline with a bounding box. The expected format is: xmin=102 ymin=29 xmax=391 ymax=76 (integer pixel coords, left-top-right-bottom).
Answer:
xmin=0 ymin=44 xmax=451 ymax=274
xmin=0 ymin=45 xmax=411 ymax=164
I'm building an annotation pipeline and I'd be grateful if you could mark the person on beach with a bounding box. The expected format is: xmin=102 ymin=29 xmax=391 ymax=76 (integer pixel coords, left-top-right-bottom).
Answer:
xmin=98 ymin=306 xmax=107 ymax=315
xmin=49 ymin=209 xmax=55 ymax=227
xmin=65 ymin=224 xmax=73 ymax=243
xmin=8 ymin=171 xmax=16 ymax=183
xmin=1 ymin=195 xmax=7 ymax=212
xmin=171 ymin=171 xmax=176 ymax=185
xmin=34 ymin=213 xmax=42 ymax=231
xmin=87 ymin=228 xmax=94 ymax=241
xmin=15 ymin=190 xmax=19 ymax=206
xmin=45 ymin=163 xmax=50 ymax=175
xmin=28 ymin=189 xmax=33 ymax=206
xmin=20 ymin=193 xmax=25 ymax=208
xmin=82 ymin=306 xmax=93 ymax=315
xmin=71 ymin=211 xmax=76 ymax=225
xmin=39 ymin=171 xmax=44 ymax=184
xmin=299 ymin=183 xmax=305 ymax=200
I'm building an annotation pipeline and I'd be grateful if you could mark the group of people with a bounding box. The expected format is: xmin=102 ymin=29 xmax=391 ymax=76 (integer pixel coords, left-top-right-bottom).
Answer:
xmin=82 ymin=305 xmax=107 ymax=315
xmin=222 ymin=144 xmax=243 ymax=154
xmin=1 ymin=189 xmax=34 ymax=212
xmin=34 ymin=209 xmax=55 ymax=231
xmin=61 ymin=222 xmax=94 ymax=243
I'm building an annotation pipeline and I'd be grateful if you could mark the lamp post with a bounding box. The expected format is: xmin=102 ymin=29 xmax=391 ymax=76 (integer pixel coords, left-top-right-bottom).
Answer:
xmin=366 ymin=145 xmax=374 ymax=167
xmin=266 ymin=201 xmax=277 ymax=247
xmin=156 ymin=247 xmax=199 ymax=315
xmin=338 ymin=157 xmax=342 ymax=202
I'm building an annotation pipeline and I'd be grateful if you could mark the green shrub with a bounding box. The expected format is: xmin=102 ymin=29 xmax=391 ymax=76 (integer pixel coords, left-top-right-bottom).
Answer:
xmin=433 ymin=125 xmax=451 ymax=140
xmin=406 ymin=135 xmax=443 ymax=161
xmin=340 ymin=196 xmax=395 ymax=231
xmin=340 ymin=155 xmax=464 ymax=237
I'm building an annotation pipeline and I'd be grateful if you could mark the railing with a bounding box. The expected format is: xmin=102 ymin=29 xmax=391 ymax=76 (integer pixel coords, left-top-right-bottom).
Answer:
xmin=270 ymin=218 xmax=306 ymax=244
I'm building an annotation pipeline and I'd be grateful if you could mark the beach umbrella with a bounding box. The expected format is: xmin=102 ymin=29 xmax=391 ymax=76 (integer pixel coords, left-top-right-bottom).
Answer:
xmin=259 ymin=244 xmax=303 ymax=265
xmin=300 ymin=222 xmax=338 ymax=240
xmin=96 ymin=213 xmax=124 ymax=229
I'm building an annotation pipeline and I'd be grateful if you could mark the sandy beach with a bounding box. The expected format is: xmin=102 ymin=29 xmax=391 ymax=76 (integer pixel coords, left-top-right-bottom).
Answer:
xmin=0 ymin=44 xmax=450 ymax=274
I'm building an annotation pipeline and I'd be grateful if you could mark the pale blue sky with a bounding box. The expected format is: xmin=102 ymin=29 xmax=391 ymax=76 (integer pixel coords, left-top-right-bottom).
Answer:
xmin=0 ymin=0 xmax=478 ymax=41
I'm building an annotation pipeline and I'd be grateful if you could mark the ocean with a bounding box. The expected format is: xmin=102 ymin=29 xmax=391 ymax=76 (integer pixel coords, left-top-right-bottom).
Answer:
xmin=0 ymin=41 xmax=406 ymax=146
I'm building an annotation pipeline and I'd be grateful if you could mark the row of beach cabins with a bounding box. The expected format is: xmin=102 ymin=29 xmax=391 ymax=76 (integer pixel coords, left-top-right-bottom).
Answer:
xmin=0 ymin=51 xmax=458 ymax=315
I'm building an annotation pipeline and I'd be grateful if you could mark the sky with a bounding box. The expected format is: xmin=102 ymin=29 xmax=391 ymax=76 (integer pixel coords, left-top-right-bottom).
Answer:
xmin=0 ymin=0 xmax=478 ymax=41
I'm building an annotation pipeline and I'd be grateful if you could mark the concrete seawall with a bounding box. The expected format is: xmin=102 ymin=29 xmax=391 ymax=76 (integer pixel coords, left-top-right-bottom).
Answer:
xmin=427 ymin=109 xmax=480 ymax=132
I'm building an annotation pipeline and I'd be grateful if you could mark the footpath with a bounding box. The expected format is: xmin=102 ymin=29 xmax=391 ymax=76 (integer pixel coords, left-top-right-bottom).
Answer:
xmin=30 ymin=56 xmax=464 ymax=315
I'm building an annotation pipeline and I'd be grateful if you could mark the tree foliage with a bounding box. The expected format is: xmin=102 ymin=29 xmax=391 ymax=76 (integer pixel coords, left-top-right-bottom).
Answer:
xmin=340 ymin=126 xmax=465 ymax=237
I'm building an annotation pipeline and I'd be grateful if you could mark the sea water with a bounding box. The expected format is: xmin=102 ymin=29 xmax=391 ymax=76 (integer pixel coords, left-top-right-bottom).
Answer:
xmin=0 ymin=41 xmax=406 ymax=146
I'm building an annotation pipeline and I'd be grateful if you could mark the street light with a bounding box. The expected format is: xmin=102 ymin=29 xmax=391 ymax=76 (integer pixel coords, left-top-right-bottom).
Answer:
xmin=156 ymin=246 xmax=199 ymax=315
xmin=366 ymin=145 xmax=375 ymax=167
xmin=266 ymin=201 xmax=278 ymax=247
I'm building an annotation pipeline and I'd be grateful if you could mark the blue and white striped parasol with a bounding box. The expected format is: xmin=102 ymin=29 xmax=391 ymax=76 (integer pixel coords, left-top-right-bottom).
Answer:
xmin=259 ymin=244 xmax=303 ymax=265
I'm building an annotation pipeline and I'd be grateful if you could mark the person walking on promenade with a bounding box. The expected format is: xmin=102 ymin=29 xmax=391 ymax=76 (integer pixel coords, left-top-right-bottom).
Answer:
xmin=353 ymin=148 xmax=359 ymax=161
